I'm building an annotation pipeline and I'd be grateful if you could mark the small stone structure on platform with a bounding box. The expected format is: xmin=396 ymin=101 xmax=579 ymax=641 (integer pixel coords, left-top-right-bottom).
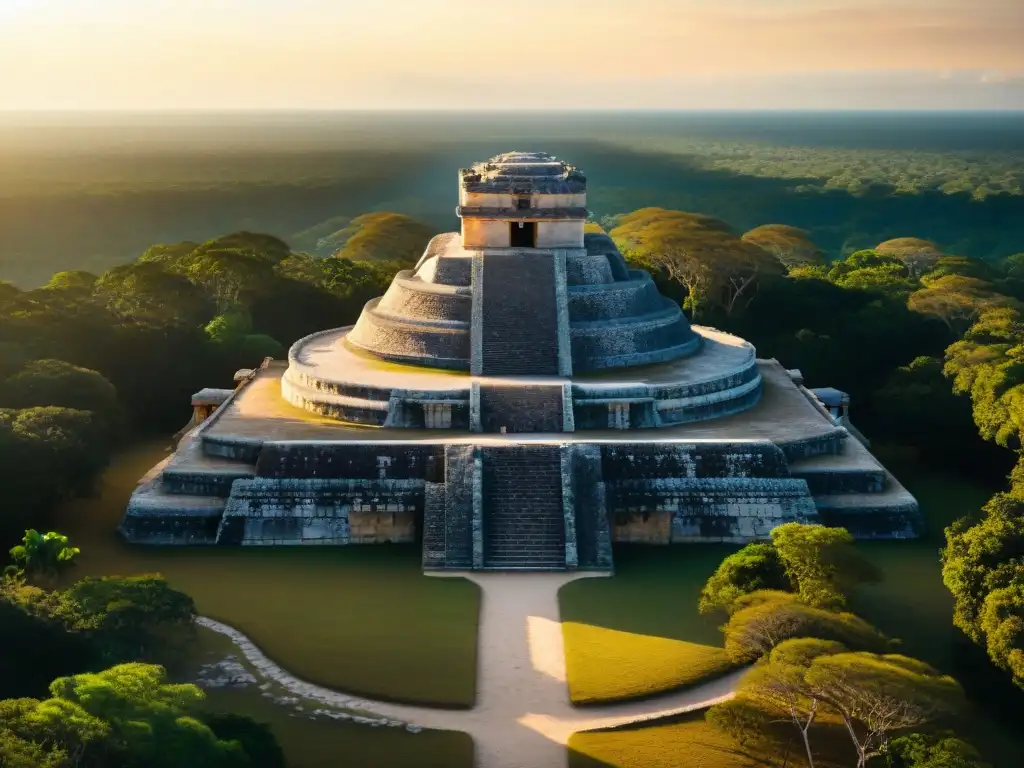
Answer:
xmin=121 ymin=152 xmax=920 ymax=570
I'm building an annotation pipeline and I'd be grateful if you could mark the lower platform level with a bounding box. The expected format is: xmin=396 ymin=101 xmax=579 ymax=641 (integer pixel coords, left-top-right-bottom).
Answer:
xmin=121 ymin=387 xmax=921 ymax=571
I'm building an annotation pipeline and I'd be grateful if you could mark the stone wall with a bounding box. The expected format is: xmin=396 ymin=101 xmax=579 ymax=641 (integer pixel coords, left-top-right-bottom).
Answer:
xmin=375 ymin=274 xmax=472 ymax=325
xmin=570 ymin=304 xmax=701 ymax=371
xmin=565 ymin=444 xmax=613 ymax=569
xmin=346 ymin=298 xmax=471 ymax=370
xmin=255 ymin=442 xmax=442 ymax=480
xmin=601 ymin=441 xmax=791 ymax=481
xmin=610 ymin=477 xmax=819 ymax=544
xmin=216 ymin=478 xmax=420 ymax=545
xmin=568 ymin=275 xmax=667 ymax=321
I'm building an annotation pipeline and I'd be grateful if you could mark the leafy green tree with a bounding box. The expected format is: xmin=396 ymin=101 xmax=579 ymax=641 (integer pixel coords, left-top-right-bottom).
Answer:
xmin=925 ymin=255 xmax=995 ymax=282
xmin=770 ymin=523 xmax=880 ymax=609
xmin=978 ymin=582 xmax=1024 ymax=687
xmin=944 ymin=306 xmax=1024 ymax=450
xmin=7 ymin=530 xmax=79 ymax=583
xmin=327 ymin=212 xmax=437 ymax=264
xmin=942 ymin=490 xmax=1024 ymax=687
xmin=0 ymin=359 xmax=120 ymax=431
xmin=876 ymin=238 xmax=943 ymax=280
xmin=698 ymin=542 xmax=789 ymax=615
xmin=43 ymin=271 xmax=98 ymax=295
xmin=710 ymin=638 xmax=847 ymax=767
xmin=4 ymin=406 xmax=110 ymax=502
xmin=885 ymin=732 xmax=991 ymax=768
xmin=611 ymin=207 xmax=780 ymax=319
xmin=909 ymin=275 xmax=1010 ymax=336
xmin=44 ymin=664 xmax=248 ymax=768
xmin=63 ymin=575 xmax=197 ymax=665
xmin=722 ymin=590 xmax=888 ymax=663
xmin=742 ymin=224 xmax=825 ymax=271
xmin=805 ymin=652 xmax=963 ymax=768
xmin=0 ymin=581 xmax=95 ymax=698
xmin=94 ymin=262 xmax=212 ymax=328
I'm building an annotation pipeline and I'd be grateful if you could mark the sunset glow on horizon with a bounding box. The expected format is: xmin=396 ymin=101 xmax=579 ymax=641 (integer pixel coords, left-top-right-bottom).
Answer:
xmin=2 ymin=0 xmax=1023 ymax=110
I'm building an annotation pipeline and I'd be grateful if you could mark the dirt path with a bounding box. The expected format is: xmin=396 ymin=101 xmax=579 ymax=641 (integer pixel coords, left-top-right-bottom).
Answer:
xmin=198 ymin=572 xmax=744 ymax=768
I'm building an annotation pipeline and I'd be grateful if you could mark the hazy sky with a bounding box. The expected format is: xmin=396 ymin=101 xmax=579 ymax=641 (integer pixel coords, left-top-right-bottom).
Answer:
xmin=1 ymin=0 xmax=1023 ymax=110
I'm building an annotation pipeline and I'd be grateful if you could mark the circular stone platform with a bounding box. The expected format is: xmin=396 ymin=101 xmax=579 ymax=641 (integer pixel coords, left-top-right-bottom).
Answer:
xmin=282 ymin=326 xmax=761 ymax=430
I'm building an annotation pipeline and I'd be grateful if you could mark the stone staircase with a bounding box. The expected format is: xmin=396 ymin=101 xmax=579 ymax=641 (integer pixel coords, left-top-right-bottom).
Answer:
xmin=480 ymin=252 xmax=559 ymax=375
xmin=787 ymin=435 xmax=921 ymax=538
xmin=481 ymin=445 xmax=567 ymax=570
xmin=478 ymin=383 xmax=565 ymax=433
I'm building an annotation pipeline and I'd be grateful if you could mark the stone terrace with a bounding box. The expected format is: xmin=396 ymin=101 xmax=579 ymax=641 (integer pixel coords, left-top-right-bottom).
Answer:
xmin=203 ymin=358 xmax=837 ymax=448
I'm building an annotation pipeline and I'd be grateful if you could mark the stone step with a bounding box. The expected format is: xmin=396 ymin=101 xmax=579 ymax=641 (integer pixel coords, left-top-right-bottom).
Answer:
xmin=480 ymin=444 xmax=566 ymax=570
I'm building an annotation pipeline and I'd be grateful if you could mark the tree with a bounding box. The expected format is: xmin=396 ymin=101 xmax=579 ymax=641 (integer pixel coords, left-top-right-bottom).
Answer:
xmin=978 ymin=582 xmax=1024 ymax=688
xmin=722 ymin=590 xmax=888 ymax=663
xmin=41 ymin=663 xmax=249 ymax=768
xmin=63 ymin=575 xmax=197 ymax=664
xmin=0 ymin=359 xmax=120 ymax=431
xmin=717 ymin=638 xmax=847 ymax=767
xmin=328 ymin=212 xmax=437 ymax=264
xmin=7 ymin=530 xmax=79 ymax=584
xmin=43 ymin=271 xmax=98 ymax=296
xmin=942 ymin=490 xmax=1024 ymax=687
xmin=611 ymin=208 xmax=780 ymax=319
xmin=743 ymin=224 xmax=825 ymax=271
xmin=909 ymin=275 xmax=1009 ymax=336
xmin=94 ymin=262 xmax=212 ymax=328
xmin=5 ymin=406 xmax=110 ymax=502
xmin=804 ymin=652 xmax=963 ymax=768
xmin=698 ymin=542 xmax=790 ymax=615
xmin=925 ymin=256 xmax=995 ymax=283
xmin=771 ymin=523 xmax=880 ymax=610
xmin=885 ymin=732 xmax=991 ymax=768
xmin=876 ymin=238 xmax=943 ymax=280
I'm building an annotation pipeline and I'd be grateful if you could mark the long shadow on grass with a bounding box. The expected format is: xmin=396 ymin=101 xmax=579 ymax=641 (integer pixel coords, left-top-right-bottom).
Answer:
xmin=558 ymin=545 xmax=744 ymax=707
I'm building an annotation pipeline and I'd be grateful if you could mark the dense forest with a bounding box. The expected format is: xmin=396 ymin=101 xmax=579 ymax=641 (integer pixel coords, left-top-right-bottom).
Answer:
xmin=2 ymin=112 xmax=1023 ymax=287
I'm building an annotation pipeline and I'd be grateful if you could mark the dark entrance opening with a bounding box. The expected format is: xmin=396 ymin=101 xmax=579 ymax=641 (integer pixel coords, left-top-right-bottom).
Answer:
xmin=510 ymin=221 xmax=536 ymax=248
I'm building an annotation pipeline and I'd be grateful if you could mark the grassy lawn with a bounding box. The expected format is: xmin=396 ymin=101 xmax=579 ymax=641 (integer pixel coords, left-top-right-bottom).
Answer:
xmin=191 ymin=628 xmax=474 ymax=768
xmin=53 ymin=441 xmax=480 ymax=708
xmin=568 ymin=710 xmax=852 ymax=768
xmin=559 ymin=546 xmax=740 ymax=705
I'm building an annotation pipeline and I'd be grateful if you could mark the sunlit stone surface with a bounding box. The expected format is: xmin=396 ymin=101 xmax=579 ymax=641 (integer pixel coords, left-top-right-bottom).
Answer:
xmin=121 ymin=152 xmax=920 ymax=568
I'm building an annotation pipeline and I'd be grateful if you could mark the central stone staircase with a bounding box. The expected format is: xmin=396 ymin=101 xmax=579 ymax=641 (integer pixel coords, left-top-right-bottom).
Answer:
xmin=480 ymin=252 xmax=560 ymax=375
xmin=482 ymin=445 xmax=566 ymax=569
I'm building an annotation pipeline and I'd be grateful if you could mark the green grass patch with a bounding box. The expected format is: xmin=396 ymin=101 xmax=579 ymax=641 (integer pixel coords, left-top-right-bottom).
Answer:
xmin=189 ymin=627 xmax=474 ymax=768
xmin=202 ymin=686 xmax=473 ymax=768
xmin=54 ymin=441 xmax=480 ymax=708
xmin=559 ymin=546 xmax=741 ymax=705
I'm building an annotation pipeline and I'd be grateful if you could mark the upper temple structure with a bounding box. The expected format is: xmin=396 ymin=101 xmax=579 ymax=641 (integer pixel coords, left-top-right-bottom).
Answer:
xmin=120 ymin=151 xmax=920 ymax=571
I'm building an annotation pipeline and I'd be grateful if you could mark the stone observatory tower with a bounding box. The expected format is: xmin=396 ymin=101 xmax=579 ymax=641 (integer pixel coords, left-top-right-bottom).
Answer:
xmin=121 ymin=152 xmax=921 ymax=571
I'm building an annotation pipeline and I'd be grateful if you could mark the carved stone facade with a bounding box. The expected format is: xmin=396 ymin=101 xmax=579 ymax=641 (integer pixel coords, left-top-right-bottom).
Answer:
xmin=121 ymin=152 xmax=920 ymax=570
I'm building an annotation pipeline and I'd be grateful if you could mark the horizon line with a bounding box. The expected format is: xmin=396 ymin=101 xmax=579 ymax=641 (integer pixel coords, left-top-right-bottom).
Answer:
xmin=2 ymin=107 xmax=1024 ymax=114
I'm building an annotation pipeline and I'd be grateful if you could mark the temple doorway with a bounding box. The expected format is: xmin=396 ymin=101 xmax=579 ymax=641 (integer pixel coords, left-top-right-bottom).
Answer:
xmin=510 ymin=221 xmax=536 ymax=247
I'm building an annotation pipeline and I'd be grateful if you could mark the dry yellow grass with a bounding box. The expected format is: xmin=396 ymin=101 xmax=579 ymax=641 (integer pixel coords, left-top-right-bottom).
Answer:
xmin=562 ymin=622 xmax=737 ymax=705
xmin=568 ymin=712 xmax=762 ymax=768
xmin=568 ymin=710 xmax=852 ymax=768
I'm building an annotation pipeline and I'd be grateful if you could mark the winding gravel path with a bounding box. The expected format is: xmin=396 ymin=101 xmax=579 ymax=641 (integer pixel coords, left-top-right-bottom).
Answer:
xmin=198 ymin=572 xmax=745 ymax=768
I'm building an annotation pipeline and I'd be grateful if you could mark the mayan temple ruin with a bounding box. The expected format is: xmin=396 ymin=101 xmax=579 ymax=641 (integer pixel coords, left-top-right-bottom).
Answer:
xmin=121 ymin=152 xmax=921 ymax=570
